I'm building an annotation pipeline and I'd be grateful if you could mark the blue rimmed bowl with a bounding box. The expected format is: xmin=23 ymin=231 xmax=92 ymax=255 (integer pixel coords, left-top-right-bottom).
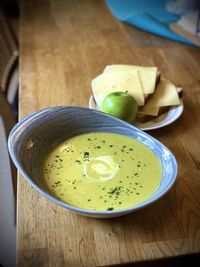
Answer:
xmin=8 ymin=106 xmax=177 ymax=218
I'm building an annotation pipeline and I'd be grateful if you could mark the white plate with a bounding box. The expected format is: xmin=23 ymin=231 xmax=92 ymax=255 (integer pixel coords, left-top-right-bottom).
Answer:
xmin=89 ymin=95 xmax=184 ymax=131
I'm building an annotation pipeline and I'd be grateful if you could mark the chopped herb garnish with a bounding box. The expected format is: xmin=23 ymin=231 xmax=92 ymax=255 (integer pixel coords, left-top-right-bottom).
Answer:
xmin=83 ymin=152 xmax=90 ymax=158
xmin=109 ymin=187 xmax=118 ymax=194
xmin=108 ymin=186 xmax=122 ymax=196
xmin=107 ymin=207 xmax=114 ymax=211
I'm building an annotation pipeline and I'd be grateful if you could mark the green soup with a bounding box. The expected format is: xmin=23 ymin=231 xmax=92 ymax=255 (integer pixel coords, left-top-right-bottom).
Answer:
xmin=43 ymin=132 xmax=162 ymax=211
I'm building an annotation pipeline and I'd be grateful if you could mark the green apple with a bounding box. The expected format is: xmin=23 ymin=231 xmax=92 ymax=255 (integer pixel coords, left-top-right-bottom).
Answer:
xmin=101 ymin=91 xmax=138 ymax=123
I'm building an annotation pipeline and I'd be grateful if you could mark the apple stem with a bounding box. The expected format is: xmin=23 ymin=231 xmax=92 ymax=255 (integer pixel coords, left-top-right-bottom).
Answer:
xmin=123 ymin=91 xmax=128 ymax=96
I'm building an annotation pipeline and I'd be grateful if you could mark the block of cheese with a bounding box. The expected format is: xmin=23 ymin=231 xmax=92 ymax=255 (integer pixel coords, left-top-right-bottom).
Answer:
xmin=103 ymin=65 xmax=158 ymax=95
xmin=139 ymin=106 xmax=160 ymax=116
xmin=91 ymin=70 xmax=145 ymax=108
xmin=138 ymin=78 xmax=180 ymax=116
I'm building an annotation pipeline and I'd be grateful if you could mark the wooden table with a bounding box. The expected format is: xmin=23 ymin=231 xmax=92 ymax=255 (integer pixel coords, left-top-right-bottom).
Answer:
xmin=19 ymin=0 xmax=200 ymax=266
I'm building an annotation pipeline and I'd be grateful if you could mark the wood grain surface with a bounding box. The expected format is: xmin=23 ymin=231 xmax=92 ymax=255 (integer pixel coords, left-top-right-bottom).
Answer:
xmin=19 ymin=0 xmax=200 ymax=266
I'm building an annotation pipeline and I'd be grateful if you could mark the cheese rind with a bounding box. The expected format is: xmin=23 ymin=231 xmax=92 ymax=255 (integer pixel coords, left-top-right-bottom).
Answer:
xmin=103 ymin=65 xmax=158 ymax=94
xmin=91 ymin=70 xmax=144 ymax=108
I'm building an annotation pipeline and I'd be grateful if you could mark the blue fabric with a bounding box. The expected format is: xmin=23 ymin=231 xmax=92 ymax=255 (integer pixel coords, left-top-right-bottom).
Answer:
xmin=105 ymin=0 xmax=193 ymax=45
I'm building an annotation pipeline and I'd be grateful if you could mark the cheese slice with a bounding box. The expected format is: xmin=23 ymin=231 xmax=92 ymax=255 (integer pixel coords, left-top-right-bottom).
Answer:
xmin=138 ymin=106 xmax=159 ymax=116
xmin=138 ymin=78 xmax=180 ymax=116
xmin=103 ymin=65 xmax=158 ymax=95
xmin=91 ymin=70 xmax=144 ymax=108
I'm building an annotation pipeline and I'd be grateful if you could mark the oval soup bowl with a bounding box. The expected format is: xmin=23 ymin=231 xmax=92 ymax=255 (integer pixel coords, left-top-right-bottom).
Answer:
xmin=8 ymin=106 xmax=177 ymax=218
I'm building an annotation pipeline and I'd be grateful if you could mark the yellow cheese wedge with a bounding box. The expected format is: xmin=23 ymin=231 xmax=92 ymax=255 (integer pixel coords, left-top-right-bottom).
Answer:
xmin=138 ymin=106 xmax=159 ymax=116
xmin=138 ymin=78 xmax=180 ymax=116
xmin=91 ymin=70 xmax=145 ymax=108
xmin=103 ymin=65 xmax=158 ymax=94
